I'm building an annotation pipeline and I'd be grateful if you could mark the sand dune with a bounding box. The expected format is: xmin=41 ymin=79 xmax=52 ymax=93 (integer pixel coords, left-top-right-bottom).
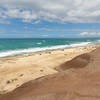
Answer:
xmin=56 ymin=53 xmax=90 ymax=71
xmin=0 ymin=47 xmax=100 ymax=100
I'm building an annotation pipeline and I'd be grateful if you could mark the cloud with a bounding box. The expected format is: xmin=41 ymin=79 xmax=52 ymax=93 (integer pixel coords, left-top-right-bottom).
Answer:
xmin=0 ymin=19 xmax=10 ymax=24
xmin=80 ymin=32 xmax=89 ymax=36
xmin=0 ymin=0 xmax=100 ymax=23
xmin=32 ymin=20 xmax=40 ymax=24
xmin=41 ymin=34 xmax=48 ymax=37
xmin=80 ymin=32 xmax=100 ymax=37
xmin=38 ymin=28 xmax=100 ymax=32
xmin=0 ymin=8 xmax=38 ymax=23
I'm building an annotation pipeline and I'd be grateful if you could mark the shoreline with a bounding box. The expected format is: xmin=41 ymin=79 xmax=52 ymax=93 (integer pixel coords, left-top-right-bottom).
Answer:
xmin=0 ymin=43 xmax=98 ymax=94
xmin=0 ymin=43 xmax=98 ymax=59
xmin=0 ymin=42 xmax=96 ymax=58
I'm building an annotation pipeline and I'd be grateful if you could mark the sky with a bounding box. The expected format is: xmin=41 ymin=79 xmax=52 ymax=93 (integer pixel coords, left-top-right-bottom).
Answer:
xmin=0 ymin=0 xmax=100 ymax=38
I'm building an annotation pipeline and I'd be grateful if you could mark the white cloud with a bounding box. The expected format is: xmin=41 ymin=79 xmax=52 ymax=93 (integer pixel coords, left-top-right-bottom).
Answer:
xmin=80 ymin=32 xmax=100 ymax=37
xmin=0 ymin=0 xmax=100 ymax=23
xmin=41 ymin=34 xmax=48 ymax=37
xmin=32 ymin=20 xmax=40 ymax=24
xmin=80 ymin=32 xmax=89 ymax=36
xmin=1 ymin=8 xmax=38 ymax=23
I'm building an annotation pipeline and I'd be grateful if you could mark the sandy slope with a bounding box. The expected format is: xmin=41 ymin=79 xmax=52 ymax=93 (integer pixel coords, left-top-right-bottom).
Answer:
xmin=0 ymin=45 xmax=96 ymax=93
xmin=0 ymin=46 xmax=100 ymax=100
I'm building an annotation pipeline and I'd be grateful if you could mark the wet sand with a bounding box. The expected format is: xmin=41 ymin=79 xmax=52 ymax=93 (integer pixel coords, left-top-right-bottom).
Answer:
xmin=0 ymin=44 xmax=97 ymax=97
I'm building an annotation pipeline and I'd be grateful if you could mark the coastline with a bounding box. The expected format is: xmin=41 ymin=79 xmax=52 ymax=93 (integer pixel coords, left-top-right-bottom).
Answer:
xmin=0 ymin=43 xmax=98 ymax=94
xmin=0 ymin=41 xmax=95 ymax=58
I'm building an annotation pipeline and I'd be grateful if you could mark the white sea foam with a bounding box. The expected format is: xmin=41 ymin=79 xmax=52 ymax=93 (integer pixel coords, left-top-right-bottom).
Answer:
xmin=37 ymin=42 xmax=42 ymax=45
xmin=97 ymin=40 xmax=100 ymax=42
xmin=69 ymin=42 xmax=91 ymax=47
xmin=0 ymin=42 xmax=91 ymax=57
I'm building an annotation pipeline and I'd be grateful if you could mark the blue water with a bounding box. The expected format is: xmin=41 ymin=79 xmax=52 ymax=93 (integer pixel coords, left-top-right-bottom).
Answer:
xmin=0 ymin=38 xmax=100 ymax=57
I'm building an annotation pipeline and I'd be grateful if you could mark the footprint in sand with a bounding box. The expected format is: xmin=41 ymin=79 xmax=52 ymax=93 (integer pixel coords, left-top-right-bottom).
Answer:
xmin=6 ymin=80 xmax=11 ymax=84
xmin=40 ymin=70 xmax=44 ymax=72
xmin=19 ymin=74 xmax=24 ymax=77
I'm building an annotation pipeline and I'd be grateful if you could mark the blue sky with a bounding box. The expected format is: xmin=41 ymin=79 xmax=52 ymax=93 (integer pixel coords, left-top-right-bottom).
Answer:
xmin=0 ymin=0 xmax=100 ymax=38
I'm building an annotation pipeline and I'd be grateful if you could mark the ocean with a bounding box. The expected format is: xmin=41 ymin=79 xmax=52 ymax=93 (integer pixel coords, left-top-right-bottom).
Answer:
xmin=0 ymin=38 xmax=100 ymax=57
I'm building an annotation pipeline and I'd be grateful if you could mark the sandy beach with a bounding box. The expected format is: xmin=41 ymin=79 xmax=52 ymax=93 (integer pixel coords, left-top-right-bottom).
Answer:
xmin=0 ymin=44 xmax=100 ymax=100
xmin=0 ymin=44 xmax=97 ymax=94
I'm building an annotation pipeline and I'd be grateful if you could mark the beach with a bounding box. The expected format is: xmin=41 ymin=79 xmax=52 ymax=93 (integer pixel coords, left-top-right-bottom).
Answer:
xmin=0 ymin=44 xmax=97 ymax=94
xmin=0 ymin=44 xmax=100 ymax=100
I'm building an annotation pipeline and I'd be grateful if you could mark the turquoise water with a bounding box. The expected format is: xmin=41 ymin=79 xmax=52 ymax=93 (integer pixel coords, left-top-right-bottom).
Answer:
xmin=0 ymin=38 xmax=100 ymax=57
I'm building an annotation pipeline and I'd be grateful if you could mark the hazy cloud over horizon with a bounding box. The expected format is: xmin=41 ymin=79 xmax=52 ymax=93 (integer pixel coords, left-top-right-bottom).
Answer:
xmin=80 ymin=32 xmax=100 ymax=37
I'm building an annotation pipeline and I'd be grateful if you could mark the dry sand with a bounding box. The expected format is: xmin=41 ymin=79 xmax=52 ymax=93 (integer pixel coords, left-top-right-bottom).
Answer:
xmin=0 ymin=45 xmax=100 ymax=100
xmin=0 ymin=44 xmax=96 ymax=94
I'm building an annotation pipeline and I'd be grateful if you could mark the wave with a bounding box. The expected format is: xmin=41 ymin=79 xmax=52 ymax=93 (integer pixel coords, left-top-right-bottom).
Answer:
xmin=0 ymin=42 xmax=91 ymax=57
xmin=97 ymin=40 xmax=100 ymax=42
xmin=36 ymin=42 xmax=42 ymax=45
